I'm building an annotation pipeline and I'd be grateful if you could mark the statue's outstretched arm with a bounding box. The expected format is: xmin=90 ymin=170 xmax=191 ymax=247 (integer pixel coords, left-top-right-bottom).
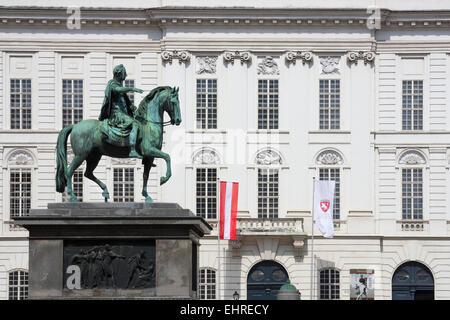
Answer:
xmin=113 ymin=86 xmax=143 ymax=94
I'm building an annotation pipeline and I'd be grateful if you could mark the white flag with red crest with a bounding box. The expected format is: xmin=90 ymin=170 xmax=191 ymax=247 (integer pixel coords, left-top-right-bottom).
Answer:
xmin=314 ymin=180 xmax=335 ymax=238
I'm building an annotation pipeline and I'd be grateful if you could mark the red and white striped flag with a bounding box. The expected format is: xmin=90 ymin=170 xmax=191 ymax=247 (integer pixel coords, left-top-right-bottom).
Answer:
xmin=219 ymin=181 xmax=239 ymax=240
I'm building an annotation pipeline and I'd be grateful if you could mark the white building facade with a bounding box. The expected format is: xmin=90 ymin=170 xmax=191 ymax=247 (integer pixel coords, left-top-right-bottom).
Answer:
xmin=0 ymin=0 xmax=450 ymax=300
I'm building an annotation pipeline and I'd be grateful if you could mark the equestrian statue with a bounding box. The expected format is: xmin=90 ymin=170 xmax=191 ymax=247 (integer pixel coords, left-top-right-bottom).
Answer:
xmin=55 ymin=64 xmax=181 ymax=202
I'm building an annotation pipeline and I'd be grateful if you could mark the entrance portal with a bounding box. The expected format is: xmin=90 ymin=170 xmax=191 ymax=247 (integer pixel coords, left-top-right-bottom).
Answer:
xmin=247 ymin=260 xmax=289 ymax=300
xmin=392 ymin=261 xmax=434 ymax=300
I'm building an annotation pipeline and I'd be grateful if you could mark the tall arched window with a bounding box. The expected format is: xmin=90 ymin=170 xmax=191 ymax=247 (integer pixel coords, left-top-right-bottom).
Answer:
xmin=8 ymin=270 xmax=28 ymax=300
xmin=198 ymin=268 xmax=216 ymax=300
xmin=398 ymin=150 xmax=427 ymax=222
xmin=319 ymin=268 xmax=340 ymax=300
xmin=255 ymin=149 xmax=282 ymax=218
xmin=7 ymin=149 xmax=35 ymax=218
xmin=315 ymin=149 xmax=344 ymax=220
xmin=193 ymin=148 xmax=220 ymax=220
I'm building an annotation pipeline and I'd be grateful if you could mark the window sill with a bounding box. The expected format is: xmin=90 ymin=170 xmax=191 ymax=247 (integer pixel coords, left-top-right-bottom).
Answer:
xmin=308 ymin=130 xmax=351 ymax=134
xmin=247 ymin=130 xmax=290 ymax=134
xmin=186 ymin=129 xmax=227 ymax=134
xmin=372 ymin=131 xmax=446 ymax=135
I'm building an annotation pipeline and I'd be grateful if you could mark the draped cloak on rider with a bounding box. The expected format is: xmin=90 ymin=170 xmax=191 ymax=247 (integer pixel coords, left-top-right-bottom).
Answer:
xmin=98 ymin=78 xmax=138 ymax=144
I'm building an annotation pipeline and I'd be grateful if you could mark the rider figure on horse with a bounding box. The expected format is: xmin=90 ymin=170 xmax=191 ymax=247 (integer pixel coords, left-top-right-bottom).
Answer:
xmin=98 ymin=64 xmax=144 ymax=159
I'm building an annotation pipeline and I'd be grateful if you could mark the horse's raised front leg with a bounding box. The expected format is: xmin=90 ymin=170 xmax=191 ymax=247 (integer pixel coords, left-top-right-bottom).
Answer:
xmin=84 ymin=153 xmax=110 ymax=201
xmin=66 ymin=155 xmax=85 ymax=202
xmin=142 ymin=157 xmax=154 ymax=202
xmin=144 ymin=148 xmax=171 ymax=185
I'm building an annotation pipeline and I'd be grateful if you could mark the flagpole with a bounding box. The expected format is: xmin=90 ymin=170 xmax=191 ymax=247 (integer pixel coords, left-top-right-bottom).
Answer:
xmin=310 ymin=177 xmax=315 ymax=300
xmin=217 ymin=177 xmax=221 ymax=300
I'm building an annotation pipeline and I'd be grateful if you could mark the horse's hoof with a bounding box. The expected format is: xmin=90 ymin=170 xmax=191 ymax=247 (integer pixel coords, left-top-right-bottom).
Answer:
xmin=70 ymin=196 xmax=79 ymax=203
xmin=160 ymin=177 xmax=168 ymax=185
xmin=145 ymin=197 xmax=153 ymax=203
xmin=102 ymin=191 xmax=110 ymax=199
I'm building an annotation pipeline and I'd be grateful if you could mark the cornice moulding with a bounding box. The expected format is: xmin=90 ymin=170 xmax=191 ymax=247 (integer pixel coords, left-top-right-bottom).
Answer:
xmin=2 ymin=7 xmax=450 ymax=28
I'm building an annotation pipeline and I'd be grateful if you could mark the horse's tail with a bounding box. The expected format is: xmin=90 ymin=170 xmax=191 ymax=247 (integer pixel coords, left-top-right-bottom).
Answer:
xmin=55 ymin=124 xmax=73 ymax=193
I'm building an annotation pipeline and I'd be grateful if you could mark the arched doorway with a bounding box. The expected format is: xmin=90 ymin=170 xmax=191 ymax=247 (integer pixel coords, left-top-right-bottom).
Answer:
xmin=247 ymin=260 xmax=289 ymax=300
xmin=392 ymin=261 xmax=434 ymax=300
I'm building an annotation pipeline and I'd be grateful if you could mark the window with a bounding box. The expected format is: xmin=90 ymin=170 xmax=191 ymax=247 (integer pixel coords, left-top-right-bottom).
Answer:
xmin=402 ymin=168 xmax=423 ymax=220
xmin=257 ymin=168 xmax=279 ymax=218
xmin=124 ymin=79 xmax=135 ymax=105
xmin=10 ymin=169 xmax=31 ymax=218
xmin=196 ymin=79 xmax=217 ymax=129
xmin=402 ymin=80 xmax=423 ymax=130
xmin=258 ymin=79 xmax=279 ymax=129
xmin=199 ymin=268 xmax=216 ymax=300
xmin=62 ymin=168 xmax=83 ymax=202
xmin=196 ymin=168 xmax=217 ymax=219
xmin=8 ymin=270 xmax=28 ymax=300
xmin=10 ymin=79 xmax=31 ymax=129
xmin=319 ymin=269 xmax=340 ymax=300
xmin=319 ymin=168 xmax=340 ymax=220
xmin=62 ymin=79 xmax=83 ymax=127
xmin=319 ymin=79 xmax=340 ymax=130
xmin=113 ymin=168 xmax=134 ymax=202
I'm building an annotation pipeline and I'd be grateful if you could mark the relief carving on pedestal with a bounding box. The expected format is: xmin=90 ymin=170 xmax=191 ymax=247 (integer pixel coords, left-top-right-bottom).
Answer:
xmin=64 ymin=241 xmax=155 ymax=290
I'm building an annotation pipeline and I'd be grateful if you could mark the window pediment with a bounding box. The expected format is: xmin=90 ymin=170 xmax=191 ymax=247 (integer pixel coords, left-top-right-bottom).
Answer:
xmin=398 ymin=150 xmax=426 ymax=165
xmin=7 ymin=150 xmax=34 ymax=167
xmin=255 ymin=149 xmax=282 ymax=165
xmin=193 ymin=148 xmax=220 ymax=165
xmin=315 ymin=150 xmax=344 ymax=166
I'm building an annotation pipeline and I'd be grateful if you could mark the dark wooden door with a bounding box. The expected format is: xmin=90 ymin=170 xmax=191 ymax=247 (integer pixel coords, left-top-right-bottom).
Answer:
xmin=247 ymin=260 xmax=289 ymax=300
xmin=392 ymin=261 xmax=434 ymax=300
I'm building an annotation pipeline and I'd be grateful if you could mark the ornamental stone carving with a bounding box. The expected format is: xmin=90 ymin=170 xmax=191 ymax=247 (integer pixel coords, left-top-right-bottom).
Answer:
xmin=196 ymin=56 xmax=218 ymax=74
xmin=257 ymin=56 xmax=279 ymax=75
xmin=320 ymin=56 xmax=340 ymax=74
xmin=8 ymin=150 xmax=34 ymax=166
xmin=193 ymin=149 xmax=220 ymax=165
xmin=398 ymin=151 xmax=426 ymax=165
xmin=347 ymin=51 xmax=375 ymax=65
xmin=285 ymin=51 xmax=313 ymax=65
xmin=256 ymin=149 xmax=282 ymax=165
xmin=223 ymin=51 xmax=252 ymax=65
xmin=161 ymin=50 xmax=190 ymax=64
xmin=112 ymin=158 xmax=136 ymax=165
xmin=316 ymin=150 xmax=344 ymax=165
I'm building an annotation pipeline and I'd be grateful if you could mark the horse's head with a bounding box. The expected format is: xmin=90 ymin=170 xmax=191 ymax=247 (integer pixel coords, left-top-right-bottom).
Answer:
xmin=136 ymin=86 xmax=182 ymax=126
xmin=165 ymin=87 xmax=182 ymax=126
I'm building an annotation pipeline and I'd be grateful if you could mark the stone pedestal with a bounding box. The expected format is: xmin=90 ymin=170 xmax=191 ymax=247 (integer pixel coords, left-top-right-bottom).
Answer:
xmin=14 ymin=202 xmax=211 ymax=299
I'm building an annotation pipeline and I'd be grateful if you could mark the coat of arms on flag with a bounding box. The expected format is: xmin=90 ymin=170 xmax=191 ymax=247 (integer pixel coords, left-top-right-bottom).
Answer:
xmin=320 ymin=200 xmax=330 ymax=213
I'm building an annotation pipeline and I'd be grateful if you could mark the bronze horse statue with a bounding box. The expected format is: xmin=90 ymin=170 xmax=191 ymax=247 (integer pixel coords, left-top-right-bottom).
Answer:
xmin=55 ymin=86 xmax=181 ymax=202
